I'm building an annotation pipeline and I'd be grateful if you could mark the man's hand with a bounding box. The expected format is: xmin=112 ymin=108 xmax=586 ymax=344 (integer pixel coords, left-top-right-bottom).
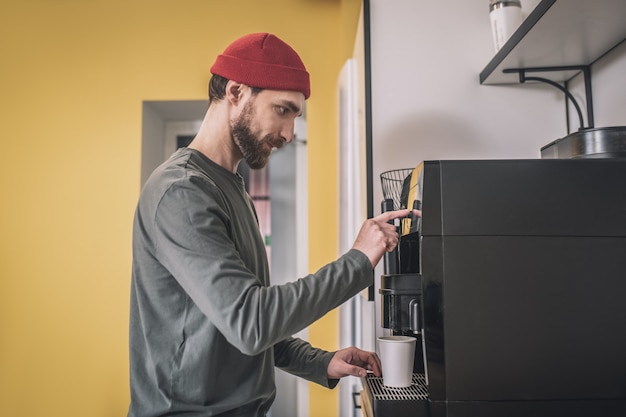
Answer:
xmin=327 ymin=346 xmax=382 ymax=379
xmin=352 ymin=209 xmax=421 ymax=268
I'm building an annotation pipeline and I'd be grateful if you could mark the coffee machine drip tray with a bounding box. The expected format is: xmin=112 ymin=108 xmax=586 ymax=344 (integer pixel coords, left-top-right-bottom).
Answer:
xmin=361 ymin=373 xmax=429 ymax=417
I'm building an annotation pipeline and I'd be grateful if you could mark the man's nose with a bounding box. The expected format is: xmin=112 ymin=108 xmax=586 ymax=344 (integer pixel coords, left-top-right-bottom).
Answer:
xmin=281 ymin=122 xmax=295 ymax=144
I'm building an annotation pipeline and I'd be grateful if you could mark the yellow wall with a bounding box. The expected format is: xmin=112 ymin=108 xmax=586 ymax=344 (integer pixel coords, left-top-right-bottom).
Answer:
xmin=0 ymin=0 xmax=361 ymax=416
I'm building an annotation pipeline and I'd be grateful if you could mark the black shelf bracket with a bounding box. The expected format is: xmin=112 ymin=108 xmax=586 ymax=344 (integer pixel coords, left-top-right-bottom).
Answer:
xmin=503 ymin=65 xmax=594 ymax=131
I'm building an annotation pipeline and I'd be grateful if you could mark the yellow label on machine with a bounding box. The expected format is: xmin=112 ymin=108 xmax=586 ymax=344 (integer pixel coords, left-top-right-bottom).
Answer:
xmin=401 ymin=162 xmax=424 ymax=236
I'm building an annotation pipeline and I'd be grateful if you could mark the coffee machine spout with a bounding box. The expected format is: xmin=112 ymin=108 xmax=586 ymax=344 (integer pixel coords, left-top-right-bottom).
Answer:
xmin=409 ymin=298 xmax=420 ymax=334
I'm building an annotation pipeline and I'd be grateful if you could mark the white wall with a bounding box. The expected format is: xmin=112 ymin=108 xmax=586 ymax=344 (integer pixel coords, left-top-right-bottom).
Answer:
xmin=369 ymin=0 xmax=626 ymax=209
xmin=369 ymin=0 xmax=568 ymax=213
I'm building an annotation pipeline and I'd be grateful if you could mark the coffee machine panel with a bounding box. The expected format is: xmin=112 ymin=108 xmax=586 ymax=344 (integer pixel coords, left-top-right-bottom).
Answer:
xmin=421 ymin=159 xmax=626 ymax=417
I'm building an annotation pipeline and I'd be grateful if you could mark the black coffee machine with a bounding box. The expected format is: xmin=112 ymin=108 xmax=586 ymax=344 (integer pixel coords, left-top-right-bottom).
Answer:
xmin=361 ymin=159 xmax=626 ymax=417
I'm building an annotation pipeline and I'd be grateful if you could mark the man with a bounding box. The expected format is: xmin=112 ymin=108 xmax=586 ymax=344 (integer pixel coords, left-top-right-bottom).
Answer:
xmin=128 ymin=32 xmax=414 ymax=416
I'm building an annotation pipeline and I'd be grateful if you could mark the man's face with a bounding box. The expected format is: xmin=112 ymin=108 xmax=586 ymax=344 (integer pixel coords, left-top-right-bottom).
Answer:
xmin=231 ymin=89 xmax=304 ymax=169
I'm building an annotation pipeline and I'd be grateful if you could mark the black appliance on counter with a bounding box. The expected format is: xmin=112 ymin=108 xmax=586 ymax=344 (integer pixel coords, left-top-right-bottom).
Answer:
xmin=362 ymin=159 xmax=626 ymax=417
xmin=540 ymin=126 xmax=626 ymax=159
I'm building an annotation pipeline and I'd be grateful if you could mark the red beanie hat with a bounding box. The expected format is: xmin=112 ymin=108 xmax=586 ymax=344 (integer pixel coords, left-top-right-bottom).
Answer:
xmin=210 ymin=33 xmax=311 ymax=99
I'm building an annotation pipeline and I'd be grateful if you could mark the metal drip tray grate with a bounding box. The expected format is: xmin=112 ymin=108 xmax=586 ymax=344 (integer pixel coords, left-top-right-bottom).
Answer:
xmin=366 ymin=373 xmax=429 ymax=401
xmin=361 ymin=373 xmax=429 ymax=417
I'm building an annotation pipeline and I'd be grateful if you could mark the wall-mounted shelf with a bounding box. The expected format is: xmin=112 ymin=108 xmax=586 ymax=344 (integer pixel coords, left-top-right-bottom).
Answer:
xmin=480 ymin=0 xmax=626 ymax=86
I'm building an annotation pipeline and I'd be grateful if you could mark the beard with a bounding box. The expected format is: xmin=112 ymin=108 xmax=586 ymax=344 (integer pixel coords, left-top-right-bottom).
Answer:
xmin=231 ymin=101 xmax=283 ymax=169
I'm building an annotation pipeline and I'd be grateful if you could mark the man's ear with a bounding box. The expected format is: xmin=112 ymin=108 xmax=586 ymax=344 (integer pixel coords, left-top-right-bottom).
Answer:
xmin=225 ymin=81 xmax=246 ymax=105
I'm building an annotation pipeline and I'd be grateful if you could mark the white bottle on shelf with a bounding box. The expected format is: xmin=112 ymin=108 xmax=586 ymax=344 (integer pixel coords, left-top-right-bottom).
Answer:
xmin=489 ymin=0 xmax=523 ymax=52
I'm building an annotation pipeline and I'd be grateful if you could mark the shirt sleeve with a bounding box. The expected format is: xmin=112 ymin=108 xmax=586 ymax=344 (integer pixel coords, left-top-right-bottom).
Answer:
xmin=274 ymin=337 xmax=339 ymax=389
xmin=152 ymin=177 xmax=374 ymax=356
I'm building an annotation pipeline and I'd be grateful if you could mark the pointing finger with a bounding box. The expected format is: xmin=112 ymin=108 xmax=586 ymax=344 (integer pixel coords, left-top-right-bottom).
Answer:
xmin=374 ymin=209 xmax=411 ymax=223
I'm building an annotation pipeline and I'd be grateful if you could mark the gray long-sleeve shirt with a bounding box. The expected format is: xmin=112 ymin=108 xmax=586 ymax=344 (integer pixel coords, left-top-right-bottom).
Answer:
xmin=128 ymin=148 xmax=373 ymax=416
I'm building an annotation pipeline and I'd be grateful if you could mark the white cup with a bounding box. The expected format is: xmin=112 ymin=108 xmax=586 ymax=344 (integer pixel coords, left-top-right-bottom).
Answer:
xmin=377 ymin=336 xmax=416 ymax=388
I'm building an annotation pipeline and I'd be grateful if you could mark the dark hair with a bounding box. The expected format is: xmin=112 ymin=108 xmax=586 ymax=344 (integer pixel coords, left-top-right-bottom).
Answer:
xmin=208 ymin=75 xmax=262 ymax=106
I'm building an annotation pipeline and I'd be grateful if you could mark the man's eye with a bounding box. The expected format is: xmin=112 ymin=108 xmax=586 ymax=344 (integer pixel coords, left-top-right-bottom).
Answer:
xmin=276 ymin=106 xmax=287 ymax=115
